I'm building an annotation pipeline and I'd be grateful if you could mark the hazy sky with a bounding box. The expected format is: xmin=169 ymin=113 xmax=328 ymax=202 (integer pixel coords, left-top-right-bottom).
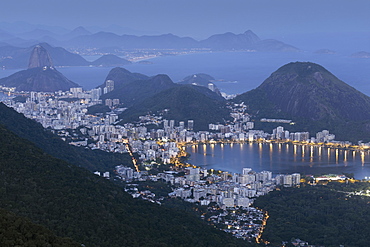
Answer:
xmin=1 ymin=0 xmax=369 ymax=39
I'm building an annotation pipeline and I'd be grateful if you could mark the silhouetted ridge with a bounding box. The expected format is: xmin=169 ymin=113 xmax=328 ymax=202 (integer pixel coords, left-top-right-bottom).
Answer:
xmin=119 ymin=84 xmax=230 ymax=130
xmin=99 ymin=67 xmax=148 ymax=89
xmin=0 ymin=67 xmax=78 ymax=92
xmin=233 ymin=62 xmax=370 ymax=141
xmin=180 ymin=73 xmax=215 ymax=87
xmin=101 ymin=73 xmax=175 ymax=106
xmin=90 ymin=54 xmax=131 ymax=66
xmin=0 ymin=102 xmax=133 ymax=172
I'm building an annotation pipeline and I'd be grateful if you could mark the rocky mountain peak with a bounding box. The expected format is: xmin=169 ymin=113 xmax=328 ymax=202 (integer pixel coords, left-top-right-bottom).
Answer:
xmin=28 ymin=45 xmax=53 ymax=69
xmin=243 ymin=30 xmax=261 ymax=43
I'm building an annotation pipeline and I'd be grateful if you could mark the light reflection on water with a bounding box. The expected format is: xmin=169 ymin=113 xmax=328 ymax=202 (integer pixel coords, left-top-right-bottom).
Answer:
xmin=186 ymin=143 xmax=370 ymax=179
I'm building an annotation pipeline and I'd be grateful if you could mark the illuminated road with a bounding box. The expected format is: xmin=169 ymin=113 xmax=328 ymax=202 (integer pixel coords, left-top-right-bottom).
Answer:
xmin=256 ymin=210 xmax=270 ymax=244
xmin=122 ymin=139 xmax=140 ymax=172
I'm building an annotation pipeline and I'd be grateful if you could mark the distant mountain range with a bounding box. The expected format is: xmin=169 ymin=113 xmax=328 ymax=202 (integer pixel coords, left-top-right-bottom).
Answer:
xmin=0 ymin=25 xmax=299 ymax=53
xmin=63 ymin=30 xmax=299 ymax=52
xmin=0 ymin=42 xmax=130 ymax=69
xmin=200 ymin=30 xmax=298 ymax=52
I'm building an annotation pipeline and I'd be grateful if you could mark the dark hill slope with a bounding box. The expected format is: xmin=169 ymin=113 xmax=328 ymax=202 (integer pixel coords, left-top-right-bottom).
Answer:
xmin=253 ymin=185 xmax=370 ymax=246
xmin=119 ymin=85 xmax=231 ymax=130
xmin=233 ymin=62 xmax=370 ymax=141
xmin=0 ymin=124 xmax=247 ymax=247
xmin=179 ymin=73 xmax=222 ymax=96
xmin=0 ymin=103 xmax=132 ymax=172
xmin=90 ymin=54 xmax=131 ymax=67
xmin=0 ymin=67 xmax=79 ymax=92
xmin=179 ymin=73 xmax=215 ymax=87
xmin=0 ymin=208 xmax=80 ymax=247
xmin=98 ymin=67 xmax=148 ymax=90
xmin=101 ymin=74 xmax=176 ymax=106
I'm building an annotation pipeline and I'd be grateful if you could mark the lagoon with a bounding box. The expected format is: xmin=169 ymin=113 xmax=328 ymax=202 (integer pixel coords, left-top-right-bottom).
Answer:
xmin=185 ymin=143 xmax=370 ymax=179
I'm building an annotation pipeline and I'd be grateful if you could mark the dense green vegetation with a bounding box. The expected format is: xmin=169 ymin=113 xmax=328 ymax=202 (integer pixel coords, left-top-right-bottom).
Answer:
xmin=0 ymin=102 xmax=133 ymax=172
xmin=98 ymin=67 xmax=148 ymax=90
xmin=0 ymin=123 xmax=249 ymax=246
xmin=0 ymin=208 xmax=80 ymax=247
xmin=103 ymin=74 xmax=175 ymax=106
xmin=119 ymin=85 xmax=231 ymax=130
xmin=101 ymin=69 xmax=229 ymax=131
xmin=233 ymin=62 xmax=370 ymax=142
xmin=87 ymin=103 xmax=111 ymax=115
xmin=253 ymin=183 xmax=370 ymax=246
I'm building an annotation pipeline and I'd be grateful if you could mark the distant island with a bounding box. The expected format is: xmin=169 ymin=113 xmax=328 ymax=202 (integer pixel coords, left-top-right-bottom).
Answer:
xmin=351 ymin=51 xmax=370 ymax=58
xmin=314 ymin=49 xmax=336 ymax=54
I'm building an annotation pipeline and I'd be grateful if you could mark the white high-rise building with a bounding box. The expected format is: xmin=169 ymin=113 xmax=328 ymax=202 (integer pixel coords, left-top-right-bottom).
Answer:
xmin=292 ymin=173 xmax=301 ymax=186
xmin=283 ymin=175 xmax=293 ymax=187
xmin=242 ymin=168 xmax=252 ymax=175
xmin=179 ymin=121 xmax=185 ymax=130
xmin=105 ymin=80 xmax=114 ymax=93
xmin=170 ymin=120 xmax=175 ymax=129
xmin=91 ymin=88 xmax=102 ymax=101
xmin=187 ymin=120 xmax=194 ymax=131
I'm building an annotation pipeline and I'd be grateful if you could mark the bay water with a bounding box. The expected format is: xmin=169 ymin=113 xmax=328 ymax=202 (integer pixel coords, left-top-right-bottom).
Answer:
xmin=1 ymin=51 xmax=369 ymax=95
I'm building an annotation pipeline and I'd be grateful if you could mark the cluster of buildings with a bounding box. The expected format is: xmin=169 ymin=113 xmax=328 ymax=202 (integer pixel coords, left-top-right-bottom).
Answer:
xmin=2 ymin=86 xmax=352 ymax=169
xmin=117 ymin=164 xmax=301 ymax=241
xmin=0 ymin=87 xmax=317 ymax=243
xmin=213 ymin=207 xmax=265 ymax=241
xmin=271 ymin=126 xmax=337 ymax=144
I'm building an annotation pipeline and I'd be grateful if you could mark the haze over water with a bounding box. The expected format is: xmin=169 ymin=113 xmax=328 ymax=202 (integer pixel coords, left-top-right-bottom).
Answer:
xmin=186 ymin=143 xmax=370 ymax=179
xmin=1 ymin=52 xmax=369 ymax=96
xmin=40 ymin=52 xmax=370 ymax=96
